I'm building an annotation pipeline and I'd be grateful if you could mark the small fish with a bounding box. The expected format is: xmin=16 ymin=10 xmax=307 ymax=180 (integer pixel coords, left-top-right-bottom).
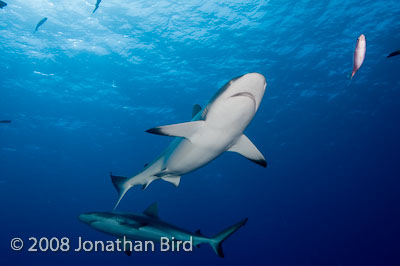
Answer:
xmin=34 ymin=17 xmax=48 ymax=33
xmin=92 ymin=0 xmax=102 ymax=14
xmin=0 ymin=1 xmax=7 ymax=9
xmin=350 ymin=34 xmax=366 ymax=79
xmin=387 ymin=50 xmax=400 ymax=58
xmin=0 ymin=120 xmax=11 ymax=123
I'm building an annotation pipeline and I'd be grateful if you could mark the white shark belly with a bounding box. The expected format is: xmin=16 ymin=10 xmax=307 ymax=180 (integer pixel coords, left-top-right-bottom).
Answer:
xmin=205 ymin=92 xmax=256 ymax=131
xmin=164 ymin=138 xmax=226 ymax=175
xmin=164 ymin=95 xmax=257 ymax=175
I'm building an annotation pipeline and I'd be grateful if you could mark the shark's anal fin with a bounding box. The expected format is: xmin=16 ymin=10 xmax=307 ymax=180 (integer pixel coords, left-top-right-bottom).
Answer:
xmin=227 ymin=134 xmax=267 ymax=168
xmin=143 ymin=202 xmax=159 ymax=219
xmin=192 ymin=104 xmax=202 ymax=118
xmin=146 ymin=121 xmax=204 ymax=141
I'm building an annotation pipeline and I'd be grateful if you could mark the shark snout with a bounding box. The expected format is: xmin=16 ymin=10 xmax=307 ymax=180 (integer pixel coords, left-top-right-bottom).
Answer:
xmin=79 ymin=213 xmax=95 ymax=224
xmin=235 ymin=73 xmax=266 ymax=110
xmin=244 ymin=72 xmax=266 ymax=86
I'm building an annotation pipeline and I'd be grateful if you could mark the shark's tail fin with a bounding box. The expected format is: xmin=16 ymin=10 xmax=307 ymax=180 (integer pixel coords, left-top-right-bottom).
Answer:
xmin=209 ymin=218 xmax=248 ymax=258
xmin=110 ymin=172 xmax=130 ymax=212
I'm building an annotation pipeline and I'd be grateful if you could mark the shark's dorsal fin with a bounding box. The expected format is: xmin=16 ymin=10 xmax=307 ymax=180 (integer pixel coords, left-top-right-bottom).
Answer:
xmin=146 ymin=121 xmax=204 ymax=141
xmin=195 ymin=229 xmax=202 ymax=235
xmin=227 ymin=134 xmax=267 ymax=168
xmin=192 ymin=104 xmax=202 ymax=118
xmin=143 ymin=203 xmax=158 ymax=219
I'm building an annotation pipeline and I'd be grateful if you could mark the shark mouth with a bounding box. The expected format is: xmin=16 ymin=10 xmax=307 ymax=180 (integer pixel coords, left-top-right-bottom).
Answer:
xmin=230 ymin=92 xmax=256 ymax=106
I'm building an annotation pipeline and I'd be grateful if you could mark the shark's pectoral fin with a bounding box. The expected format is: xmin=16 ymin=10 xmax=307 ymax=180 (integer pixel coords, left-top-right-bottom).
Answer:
xmin=161 ymin=175 xmax=181 ymax=187
xmin=227 ymin=134 xmax=267 ymax=168
xmin=124 ymin=249 xmax=132 ymax=256
xmin=118 ymin=238 xmax=132 ymax=256
xmin=143 ymin=202 xmax=159 ymax=219
xmin=146 ymin=121 xmax=204 ymax=141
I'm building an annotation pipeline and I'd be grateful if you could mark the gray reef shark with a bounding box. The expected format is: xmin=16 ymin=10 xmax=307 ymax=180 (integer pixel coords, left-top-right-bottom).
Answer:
xmin=79 ymin=203 xmax=248 ymax=257
xmin=0 ymin=120 xmax=11 ymax=123
xmin=111 ymin=73 xmax=267 ymax=210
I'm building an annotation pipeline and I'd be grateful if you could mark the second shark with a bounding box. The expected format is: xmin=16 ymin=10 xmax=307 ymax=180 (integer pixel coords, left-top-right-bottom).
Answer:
xmin=79 ymin=203 xmax=247 ymax=257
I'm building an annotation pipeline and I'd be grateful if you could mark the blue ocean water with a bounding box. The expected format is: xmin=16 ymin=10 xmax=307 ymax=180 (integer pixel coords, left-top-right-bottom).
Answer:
xmin=1 ymin=0 xmax=400 ymax=265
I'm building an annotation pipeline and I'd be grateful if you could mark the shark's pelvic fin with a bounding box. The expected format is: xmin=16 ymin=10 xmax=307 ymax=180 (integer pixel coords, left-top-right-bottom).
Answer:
xmin=227 ymin=134 xmax=267 ymax=168
xmin=146 ymin=121 xmax=204 ymax=141
xmin=143 ymin=202 xmax=158 ymax=219
xmin=161 ymin=175 xmax=181 ymax=187
xmin=209 ymin=218 xmax=248 ymax=258
xmin=192 ymin=104 xmax=202 ymax=118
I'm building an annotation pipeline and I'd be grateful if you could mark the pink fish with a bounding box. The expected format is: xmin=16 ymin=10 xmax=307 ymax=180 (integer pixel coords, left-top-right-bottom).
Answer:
xmin=351 ymin=34 xmax=366 ymax=79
